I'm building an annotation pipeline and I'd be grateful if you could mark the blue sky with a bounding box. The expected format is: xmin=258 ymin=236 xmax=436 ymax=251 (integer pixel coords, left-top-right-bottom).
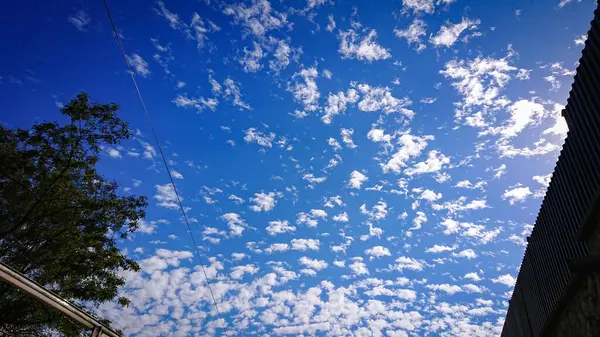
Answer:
xmin=0 ymin=0 xmax=596 ymax=336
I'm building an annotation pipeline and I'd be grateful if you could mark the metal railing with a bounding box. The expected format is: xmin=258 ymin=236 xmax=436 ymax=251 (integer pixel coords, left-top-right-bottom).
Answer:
xmin=0 ymin=261 xmax=120 ymax=337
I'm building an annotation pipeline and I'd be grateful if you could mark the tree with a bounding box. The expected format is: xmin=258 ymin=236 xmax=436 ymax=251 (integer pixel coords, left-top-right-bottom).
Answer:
xmin=0 ymin=93 xmax=147 ymax=336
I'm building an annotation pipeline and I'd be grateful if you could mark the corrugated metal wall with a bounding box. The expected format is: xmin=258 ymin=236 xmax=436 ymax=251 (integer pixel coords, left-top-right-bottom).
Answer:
xmin=500 ymin=7 xmax=600 ymax=337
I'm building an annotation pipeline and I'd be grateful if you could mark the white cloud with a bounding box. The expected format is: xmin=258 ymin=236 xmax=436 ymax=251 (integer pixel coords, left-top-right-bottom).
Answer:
xmin=452 ymin=249 xmax=477 ymax=259
xmin=221 ymin=212 xmax=247 ymax=236
xmin=338 ymin=29 xmax=391 ymax=62
xmin=485 ymin=99 xmax=546 ymax=139
xmin=418 ymin=189 xmax=442 ymax=202
xmin=155 ymin=1 xmax=185 ymax=31
xmin=136 ymin=219 xmax=167 ymax=234
xmin=266 ymin=243 xmax=290 ymax=253
xmin=322 ymin=89 xmax=359 ymax=124
xmin=303 ymin=173 xmax=327 ymax=185
xmin=490 ymin=164 xmax=507 ymax=179
xmin=360 ymin=201 xmax=388 ymax=220
xmin=463 ymin=284 xmax=485 ymax=293
xmin=333 ymin=260 xmax=345 ymax=267
xmin=126 ymin=54 xmax=151 ymax=77
xmin=230 ymin=264 xmax=259 ymax=279
xmin=154 ymin=184 xmax=180 ymax=209
xmin=229 ymin=194 xmax=244 ymax=204
xmin=170 ymin=169 xmax=183 ymax=179
xmin=250 ymin=192 xmax=279 ymax=212
xmin=311 ymin=209 xmax=328 ymax=218
xmin=454 ymin=180 xmax=486 ymax=190
xmin=532 ymin=173 xmax=552 ymax=187
xmin=367 ymin=128 xmax=393 ymax=144
xmin=402 ymin=0 xmax=435 ymax=14
xmin=239 ymin=42 xmax=264 ymax=72
xmin=394 ymin=19 xmax=427 ymax=52
xmin=296 ymin=212 xmax=319 ymax=227
xmin=543 ymin=103 xmax=569 ymax=138
xmin=189 ymin=13 xmax=218 ymax=49
xmin=291 ymin=67 xmax=320 ymax=112
xmin=464 ymin=272 xmax=482 ymax=282
xmin=430 ymin=18 xmax=481 ymax=47
xmin=365 ymin=246 xmax=391 ymax=259
xmin=333 ymin=212 xmax=349 ymax=222
xmin=382 ymin=133 xmax=434 ymax=173
xmin=244 ymin=128 xmax=276 ymax=148
xmin=404 ymin=150 xmax=450 ymax=176
xmin=558 ymin=0 xmax=580 ymax=8
xmin=544 ymin=75 xmax=561 ymax=91
xmin=323 ymin=69 xmax=332 ymax=79
xmin=326 ymin=15 xmax=336 ymax=32
xmin=502 ymin=186 xmax=532 ymax=204
xmin=497 ymin=138 xmax=561 ymax=158
xmin=172 ymin=95 xmax=218 ymax=112
xmin=433 ymin=197 xmax=488 ymax=214
xmin=139 ymin=248 xmax=193 ymax=273
xmin=439 ymin=218 xmax=461 ymax=235
xmin=426 ymin=283 xmax=463 ymax=295
xmin=300 ymin=268 xmax=318 ymax=277
xmin=291 ymin=238 xmax=321 ymax=251
xmin=434 ymin=171 xmax=451 ymax=183
xmin=154 ymin=2 xmax=219 ymax=49
xmin=223 ymin=0 xmax=287 ymax=37
xmin=356 ymin=84 xmax=413 ymax=117
xmin=174 ymin=76 xmax=250 ymax=112
xmin=390 ymin=256 xmax=424 ymax=271
xmin=462 ymin=223 xmax=501 ymax=245
xmin=269 ymin=38 xmax=292 ymax=72
xmin=298 ymin=256 xmax=328 ymax=270
xmin=437 ymin=218 xmax=500 ymax=246
xmin=348 ymin=170 xmax=368 ymax=189
xmin=328 ymin=137 xmax=342 ymax=151
xmin=105 ymin=147 xmax=121 ymax=158
xmin=266 ymin=220 xmax=296 ymax=235
xmin=388 ymin=330 xmax=409 ymax=337
xmin=425 ymin=244 xmax=456 ymax=253
xmin=137 ymin=140 xmax=156 ymax=159
xmin=492 ymin=274 xmax=516 ymax=287
xmin=68 ymin=10 xmax=91 ymax=31
xmin=149 ymin=38 xmax=171 ymax=74
xmin=440 ymin=51 xmax=517 ymax=125
xmin=349 ymin=261 xmax=369 ymax=275
xmin=340 ymin=128 xmax=358 ymax=148
xmin=223 ymin=78 xmax=251 ymax=110
xmin=411 ymin=211 xmax=428 ymax=230
xmin=324 ymin=196 xmax=344 ymax=208
xmin=291 ymin=109 xmax=309 ymax=119
xmin=574 ymin=34 xmax=587 ymax=46
xmin=231 ymin=253 xmax=246 ymax=260
xmin=516 ymin=69 xmax=531 ymax=80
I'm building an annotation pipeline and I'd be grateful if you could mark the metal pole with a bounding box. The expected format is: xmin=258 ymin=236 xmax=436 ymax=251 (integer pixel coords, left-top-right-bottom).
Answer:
xmin=0 ymin=261 xmax=120 ymax=337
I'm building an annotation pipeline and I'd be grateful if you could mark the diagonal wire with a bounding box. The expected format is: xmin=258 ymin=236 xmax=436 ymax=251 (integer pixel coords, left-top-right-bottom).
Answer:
xmin=102 ymin=0 xmax=224 ymax=325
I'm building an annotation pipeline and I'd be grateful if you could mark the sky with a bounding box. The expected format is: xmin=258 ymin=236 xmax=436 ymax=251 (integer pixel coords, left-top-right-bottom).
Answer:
xmin=0 ymin=0 xmax=596 ymax=336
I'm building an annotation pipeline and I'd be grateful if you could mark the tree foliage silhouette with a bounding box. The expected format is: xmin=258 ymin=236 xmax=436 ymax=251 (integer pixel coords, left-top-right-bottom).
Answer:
xmin=0 ymin=93 xmax=147 ymax=336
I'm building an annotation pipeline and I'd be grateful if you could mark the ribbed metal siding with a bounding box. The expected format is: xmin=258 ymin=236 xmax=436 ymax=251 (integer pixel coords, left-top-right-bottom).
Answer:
xmin=501 ymin=7 xmax=600 ymax=336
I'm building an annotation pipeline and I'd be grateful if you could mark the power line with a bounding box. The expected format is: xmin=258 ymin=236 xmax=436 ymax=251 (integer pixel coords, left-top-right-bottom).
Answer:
xmin=102 ymin=0 xmax=224 ymax=327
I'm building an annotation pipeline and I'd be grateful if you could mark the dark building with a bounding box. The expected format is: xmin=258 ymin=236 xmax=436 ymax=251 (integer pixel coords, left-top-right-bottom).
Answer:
xmin=501 ymin=4 xmax=600 ymax=337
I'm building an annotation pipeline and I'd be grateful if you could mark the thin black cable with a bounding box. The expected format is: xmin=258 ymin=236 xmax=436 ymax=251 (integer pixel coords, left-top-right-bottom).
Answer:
xmin=102 ymin=0 xmax=224 ymax=323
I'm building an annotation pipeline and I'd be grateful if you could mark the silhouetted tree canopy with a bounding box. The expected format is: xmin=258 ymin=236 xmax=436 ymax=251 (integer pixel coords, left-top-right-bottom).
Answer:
xmin=0 ymin=93 xmax=147 ymax=336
